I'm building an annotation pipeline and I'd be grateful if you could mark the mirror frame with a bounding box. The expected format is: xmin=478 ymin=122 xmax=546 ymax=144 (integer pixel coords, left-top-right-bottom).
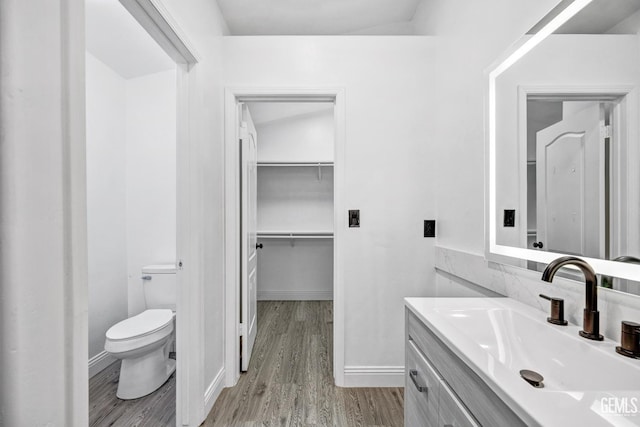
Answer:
xmin=485 ymin=0 xmax=640 ymax=281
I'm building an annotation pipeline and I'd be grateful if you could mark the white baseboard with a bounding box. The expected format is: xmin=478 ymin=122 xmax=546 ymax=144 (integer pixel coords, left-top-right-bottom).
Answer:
xmin=89 ymin=350 xmax=116 ymax=378
xmin=204 ymin=367 xmax=226 ymax=417
xmin=343 ymin=366 xmax=404 ymax=387
xmin=258 ymin=290 xmax=333 ymax=301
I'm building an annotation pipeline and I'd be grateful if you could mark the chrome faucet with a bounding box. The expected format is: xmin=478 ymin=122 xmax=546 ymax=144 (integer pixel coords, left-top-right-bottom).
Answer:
xmin=541 ymin=256 xmax=603 ymax=341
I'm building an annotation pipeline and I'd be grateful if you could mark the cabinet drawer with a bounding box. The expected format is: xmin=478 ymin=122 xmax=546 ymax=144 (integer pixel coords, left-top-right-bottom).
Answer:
xmin=407 ymin=309 xmax=526 ymax=427
xmin=439 ymin=381 xmax=479 ymax=427
xmin=405 ymin=338 xmax=440 ymax=427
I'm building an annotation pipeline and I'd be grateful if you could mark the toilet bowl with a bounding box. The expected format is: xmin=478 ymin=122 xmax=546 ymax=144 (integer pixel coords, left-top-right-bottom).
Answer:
xmin=105 ymin=309 xmax=176 ymax=399
xmin=104 ymin=264 xmax=177 ymax=400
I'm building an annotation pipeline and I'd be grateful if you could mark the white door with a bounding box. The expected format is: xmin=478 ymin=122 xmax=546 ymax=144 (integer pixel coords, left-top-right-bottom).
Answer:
xmin=240 ymin=103 xmax=258 ymax=371
xmin=536 ymin=102 xmax=604 ymax=257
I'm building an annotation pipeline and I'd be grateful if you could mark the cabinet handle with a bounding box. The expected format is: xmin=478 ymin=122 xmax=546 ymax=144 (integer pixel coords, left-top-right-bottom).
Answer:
xmin=444 ymin=425 xmax=454 ymax=427
xmin=409 ymin=369 xmax=428 ymax=393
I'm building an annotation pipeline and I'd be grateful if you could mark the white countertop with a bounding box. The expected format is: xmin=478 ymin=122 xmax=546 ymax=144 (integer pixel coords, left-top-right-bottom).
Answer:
xmin=405 ymin=297 xmax=640 ymax=427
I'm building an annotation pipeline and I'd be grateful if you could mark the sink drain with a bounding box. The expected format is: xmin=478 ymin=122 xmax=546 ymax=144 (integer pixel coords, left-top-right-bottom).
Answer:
xmin=520 ymin=369 xmax=544 ymax=388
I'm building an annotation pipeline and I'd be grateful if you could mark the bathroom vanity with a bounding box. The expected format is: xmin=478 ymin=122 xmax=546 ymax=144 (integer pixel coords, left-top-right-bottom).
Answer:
xmin=404 ymin=297 xmax=640 ymax=427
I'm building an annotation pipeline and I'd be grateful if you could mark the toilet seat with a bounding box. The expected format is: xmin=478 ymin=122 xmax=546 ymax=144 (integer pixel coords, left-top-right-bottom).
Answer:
xmin=105 ymin=309 xmax=175 ymax=356
xmin=107 ymin=309 xmax=174 ymax=341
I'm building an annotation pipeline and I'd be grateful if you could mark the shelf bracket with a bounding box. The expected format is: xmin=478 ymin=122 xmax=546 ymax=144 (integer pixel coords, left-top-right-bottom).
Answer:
xmin=290 ymin=233 xmax=295 ymax=247
xmin=317 ymin=163 xmax=322 ymax=181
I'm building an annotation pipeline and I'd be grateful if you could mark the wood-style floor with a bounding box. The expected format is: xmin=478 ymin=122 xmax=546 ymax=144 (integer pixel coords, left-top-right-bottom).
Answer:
xmin=204 ymin=301 xmax=404 ymax=427
xmin=89 ymin=360 xmax=176 ymax=427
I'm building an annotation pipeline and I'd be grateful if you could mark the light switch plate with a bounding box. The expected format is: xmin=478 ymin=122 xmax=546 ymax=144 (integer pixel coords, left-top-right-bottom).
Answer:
xmin=504 ymin=209 xmax=516 ymax=227
xmin=424 ymin=220 xmax=436 ymax=238
xmin=349 ymin=210 xmax=360 ymax=228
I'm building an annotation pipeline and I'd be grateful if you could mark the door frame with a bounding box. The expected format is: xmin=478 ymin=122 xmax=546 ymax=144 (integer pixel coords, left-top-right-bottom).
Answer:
xmin=84 ymin=1 xmax=201 ymax=426
xmin=223 ymin=88 xmax=346 ymax=386
xmin=517 ymin=85 xmax=635 ymax=263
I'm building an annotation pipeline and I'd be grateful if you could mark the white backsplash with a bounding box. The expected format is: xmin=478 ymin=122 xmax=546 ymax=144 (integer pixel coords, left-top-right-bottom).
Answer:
xmin=435 ymin=246 xmax=640 ymax=341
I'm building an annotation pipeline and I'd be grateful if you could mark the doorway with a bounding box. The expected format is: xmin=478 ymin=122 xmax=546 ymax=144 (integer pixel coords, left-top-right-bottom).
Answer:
xmin=240 ymin=101 xmax=335 ymax=371
xmin=224 ymin=89 xmax=347 ymax=386
xmin=84 ymin=0 xmax=197 ymax=425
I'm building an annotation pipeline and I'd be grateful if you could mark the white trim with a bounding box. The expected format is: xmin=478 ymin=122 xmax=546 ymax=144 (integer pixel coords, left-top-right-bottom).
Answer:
xmin=257 ymin=290 xmax=333 ymax=301
xmin=65 ymin=0 xmax=89 ymax=424
xmin=88 ymin=351 xmax=117 ymax=378
xmin=224 ymin=87 xmax=346 ymax=388
xmin=343 ymin=366 xmax=405 ymax=387
xmin=203 ymin=368 xmax=225 ymax=417
xmin=118 ymin=0 xmax=200 ymax=64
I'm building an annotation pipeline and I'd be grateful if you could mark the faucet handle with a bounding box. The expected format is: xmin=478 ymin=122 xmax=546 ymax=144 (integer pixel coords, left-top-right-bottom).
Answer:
xmin=616 ymin=321 xmax=640 ymax=359
xmin=539 ymin=294 xmax=568 ymax=326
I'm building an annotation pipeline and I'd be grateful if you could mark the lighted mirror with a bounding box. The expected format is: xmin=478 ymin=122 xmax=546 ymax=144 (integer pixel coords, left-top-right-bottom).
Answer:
xmin=488 ymin=0 xmax=640 ymax=294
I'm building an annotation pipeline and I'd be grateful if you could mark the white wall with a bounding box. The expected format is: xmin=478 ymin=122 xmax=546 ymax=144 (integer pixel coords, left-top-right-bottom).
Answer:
xmin=125 ymin=68 xmax=177 ymax=316
xmin=254 ymin=108 xmax=335 ymax=299
xmin=255 ymin=108 xmax=334 ymax=162
xmin=257 ymin=239 xmax=334 ymax=300
xmin=0 ymin=0 xmax=87 ymax=425
xmin=86 ymin=53 xmax=129 ymax=362
xmin=158 ymin=0 xmax=230 ymax=421
xmin=86 ymin=58 xmax=176 ymax=364
xmin=257 ymin=167 xmax=334 ymax=232
xmin=413 ymin=0 xmax=558 ymax=255
xmin=224 ymin=36 xmax=436 ymax=385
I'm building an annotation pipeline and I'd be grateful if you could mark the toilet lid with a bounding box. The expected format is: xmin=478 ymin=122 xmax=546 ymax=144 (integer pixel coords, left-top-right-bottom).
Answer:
xmin=106 ymin=309 xmax=174 ymax=340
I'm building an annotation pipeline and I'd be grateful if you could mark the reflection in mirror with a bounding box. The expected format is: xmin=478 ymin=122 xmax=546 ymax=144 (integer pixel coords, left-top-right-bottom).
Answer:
xmin=492 ymin=0 xmax=640 ymax=294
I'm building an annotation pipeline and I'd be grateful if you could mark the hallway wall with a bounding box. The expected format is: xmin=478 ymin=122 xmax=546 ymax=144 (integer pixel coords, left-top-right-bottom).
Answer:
xmin=86 ymin=52 xmax=129 ymax=364
xmin=125 ymin=68 xmax=177 ymax=317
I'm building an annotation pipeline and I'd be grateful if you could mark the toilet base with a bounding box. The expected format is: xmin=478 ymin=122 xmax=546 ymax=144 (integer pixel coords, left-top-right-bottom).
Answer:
xmin=116 ymin=340 xmax=176 ymax=400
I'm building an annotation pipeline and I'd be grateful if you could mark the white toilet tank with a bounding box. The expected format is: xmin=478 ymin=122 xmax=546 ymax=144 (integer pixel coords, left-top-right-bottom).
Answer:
xmin=142 ymin=264 xmax=176 ymax=311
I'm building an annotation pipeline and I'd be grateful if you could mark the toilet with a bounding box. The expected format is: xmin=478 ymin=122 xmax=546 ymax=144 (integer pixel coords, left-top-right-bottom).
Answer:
xmin=104 ymin=264 xmax=177 ymax=400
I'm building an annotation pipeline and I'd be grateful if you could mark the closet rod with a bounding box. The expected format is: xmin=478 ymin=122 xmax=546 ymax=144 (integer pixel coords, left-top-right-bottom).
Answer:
xmin=257 ymin=235 xmax=333 ymax=239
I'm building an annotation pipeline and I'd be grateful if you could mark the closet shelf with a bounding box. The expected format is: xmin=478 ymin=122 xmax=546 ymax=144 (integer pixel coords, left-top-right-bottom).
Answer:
xmin=257 ymin=230 xmax=333 ymax=239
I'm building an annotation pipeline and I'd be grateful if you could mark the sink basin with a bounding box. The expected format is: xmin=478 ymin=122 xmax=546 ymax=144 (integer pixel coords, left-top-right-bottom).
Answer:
xmin=405 ymin=297 xmax=640 ymax=426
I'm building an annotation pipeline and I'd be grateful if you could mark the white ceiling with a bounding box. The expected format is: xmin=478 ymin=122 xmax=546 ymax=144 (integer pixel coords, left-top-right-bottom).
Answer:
xmin=85 ymin=0 xmax=175 ymax=79
xmin=557 ymin=0 xmax=640 ymax=33
xmin=215 ymin=0 xmax=423 ymax=35
xmin=247 ymin=102 xmax=333 ymax=125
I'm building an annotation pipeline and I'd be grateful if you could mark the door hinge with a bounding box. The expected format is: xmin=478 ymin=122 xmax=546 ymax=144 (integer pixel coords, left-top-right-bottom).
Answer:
xmin=239 ymin=323 xmax=246 ymax=337
xmin=601 ymin=124 xmax=612 ymax=139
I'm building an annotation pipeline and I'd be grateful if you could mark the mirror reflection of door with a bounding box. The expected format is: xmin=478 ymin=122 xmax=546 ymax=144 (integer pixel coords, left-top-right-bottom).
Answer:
xmin=526 ymin=98 xmax=615 ymax=272
xmin=536 ymin=102 xmax=605 ymax=257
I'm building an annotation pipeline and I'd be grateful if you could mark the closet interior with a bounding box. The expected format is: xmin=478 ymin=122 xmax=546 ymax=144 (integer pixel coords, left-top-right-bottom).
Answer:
xmin=247 ymin=102 xmax=335 ymax=301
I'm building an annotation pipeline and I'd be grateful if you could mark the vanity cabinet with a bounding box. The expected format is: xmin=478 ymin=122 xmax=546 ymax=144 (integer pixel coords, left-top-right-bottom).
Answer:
xmin=405 ymin=309 xmax=526 ymax=427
